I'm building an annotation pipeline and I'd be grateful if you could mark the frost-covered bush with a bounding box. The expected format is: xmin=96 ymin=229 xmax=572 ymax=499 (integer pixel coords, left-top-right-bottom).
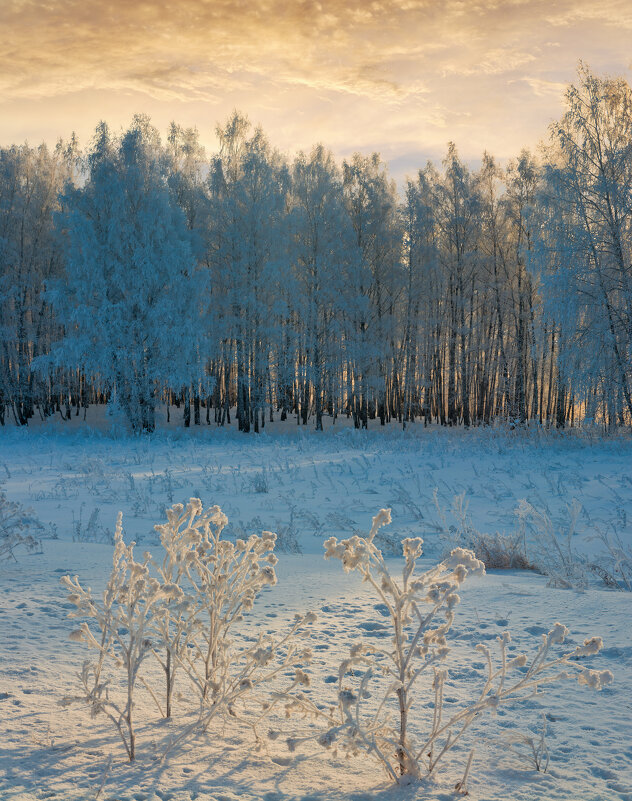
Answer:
xmin=286 ymin=509 xmax=613 ymax=790
xmin=516 ymin=499 xmax=587 ymax=588
xmin=435 ymin=491 xmax=535 ymax=571
xmin=248 ymin=469 xmax=269 ymax=494
xmin=0 ymin=488 xmax=42 ymax=562
xmin=469 ymin=530 xmax=538 ymax=571
xmin=503 ymin=714 xmax=550 ymax=773
xmin=587 ymin=525 xmax=632 ymax=591
xmin=71 ymin=504 xmax=113 ymax=545
xmin=61 ymin=499 xmax=316 ymax=761
xmin=434 ymin=490 xmax=473 ymax=553
xmin=274 ymin=518 xmax=302 ymax=554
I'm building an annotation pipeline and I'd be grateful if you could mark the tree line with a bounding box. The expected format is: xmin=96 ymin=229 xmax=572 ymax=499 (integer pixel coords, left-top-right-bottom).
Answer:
xmin=1 ymin=65 xmax=631 ymax=433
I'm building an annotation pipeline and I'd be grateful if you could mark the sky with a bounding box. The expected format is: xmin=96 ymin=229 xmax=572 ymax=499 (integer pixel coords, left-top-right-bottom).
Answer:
xmin=1 ymin=0 xmax=631 ymax=185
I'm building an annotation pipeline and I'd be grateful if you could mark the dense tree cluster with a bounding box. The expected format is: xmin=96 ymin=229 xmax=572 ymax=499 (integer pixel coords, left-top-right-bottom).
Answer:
xmin=1 ymin=67 xmax=631 ymax=432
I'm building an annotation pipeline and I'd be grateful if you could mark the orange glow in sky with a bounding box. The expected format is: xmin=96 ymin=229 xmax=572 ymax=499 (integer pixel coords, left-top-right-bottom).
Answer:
xmin=1 ymin=0 xmax=631 ymax=183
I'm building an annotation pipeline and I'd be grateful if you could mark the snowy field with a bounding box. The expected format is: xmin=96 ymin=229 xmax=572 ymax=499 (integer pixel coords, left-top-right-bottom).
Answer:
xmin=1 ymin=419 xmax=632 ymax=800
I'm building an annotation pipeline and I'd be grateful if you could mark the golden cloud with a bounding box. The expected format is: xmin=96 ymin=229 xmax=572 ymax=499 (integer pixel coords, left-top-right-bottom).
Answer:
xmin=0 ymin=0 xmax=623 ymax=102
xmin=1 ymin=0 xmax=631 ymax=179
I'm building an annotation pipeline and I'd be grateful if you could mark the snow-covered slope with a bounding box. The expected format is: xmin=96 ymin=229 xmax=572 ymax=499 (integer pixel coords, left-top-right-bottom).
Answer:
xmin=2 ymin=422 xmax=632 ymax=560
xmin=1 ymin=425 xmax=631 ymax=800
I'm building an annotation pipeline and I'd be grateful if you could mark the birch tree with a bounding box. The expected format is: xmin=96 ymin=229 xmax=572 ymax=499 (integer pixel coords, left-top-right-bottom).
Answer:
xmin=42 ymin=117 xmax=202 ymax=432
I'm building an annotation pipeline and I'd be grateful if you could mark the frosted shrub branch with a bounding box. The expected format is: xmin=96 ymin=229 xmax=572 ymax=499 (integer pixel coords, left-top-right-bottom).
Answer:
xmin=61 ymin=513 xmax=163 ymax=760
xmin=147 ymin=499 xmax=205 ymax=718
xmin=158 ymin=501 xmax=316 ymax=755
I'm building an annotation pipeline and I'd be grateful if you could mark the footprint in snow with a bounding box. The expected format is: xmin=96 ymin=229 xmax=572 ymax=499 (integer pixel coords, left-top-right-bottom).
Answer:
xmin=271 ymin=756 xmax=292 ymax=767
xmin=525 ymin=625 xmax=548 ymax=636
xmin=358 ymin=621 xmax=386 ymax=632
xmin=590 ymin=765 xmax=618 ymax=780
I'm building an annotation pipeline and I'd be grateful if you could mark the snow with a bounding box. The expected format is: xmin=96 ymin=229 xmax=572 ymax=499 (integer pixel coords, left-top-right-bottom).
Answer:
xmin=1 ymin=423 xmax=632 ymax=800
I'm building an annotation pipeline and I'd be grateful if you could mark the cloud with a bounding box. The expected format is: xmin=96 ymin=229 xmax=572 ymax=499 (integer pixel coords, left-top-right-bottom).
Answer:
xmin=0 ymin=0 xmax=599 ymax=102
xmin=0 ymin=0 xmax=631 ymax=176
xmin=517 ymin=77 xmax=568 ymax=98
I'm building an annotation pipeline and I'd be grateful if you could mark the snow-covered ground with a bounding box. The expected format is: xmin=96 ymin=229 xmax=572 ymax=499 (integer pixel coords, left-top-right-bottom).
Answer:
xmin=1 ymin=420 xmax=631 ymax=800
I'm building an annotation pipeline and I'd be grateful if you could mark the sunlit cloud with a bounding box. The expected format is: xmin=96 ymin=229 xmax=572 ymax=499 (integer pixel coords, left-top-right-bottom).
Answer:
xmin=517 ymin=77 xmax=568 ymax=98
xmin=1 ymin=0 xmax=631 ymax=184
